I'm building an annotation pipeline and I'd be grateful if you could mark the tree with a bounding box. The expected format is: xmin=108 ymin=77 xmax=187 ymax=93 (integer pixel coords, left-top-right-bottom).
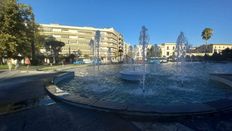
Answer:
xmin=0 ymin=0 xmax=27 ymax=58
xmin=73 ymin=49 xmax=82 ymax=58
xmin=84 ymin=54 xmax=90 ymax=59
xmin=147 ymin=44 xmax=161 ymax=58
xmin=147 ymin=45 xmax=155 ymax=58
xmin=221 ymin=48 xmax=232 ymax=61
xmin=127 ymin=45 xmax=134 ymax=58
xmin=45 ymin=36 xmax=65 ymax=64
xmin=0 ymin=0 xmax=38 ymax=64
xmin=118 ymin=46 xmax=123 ymax=62
xmin=201 ymin=28 xmax=213 ymax=54
xmin=19 ymin=4 xmax=37 ymax=64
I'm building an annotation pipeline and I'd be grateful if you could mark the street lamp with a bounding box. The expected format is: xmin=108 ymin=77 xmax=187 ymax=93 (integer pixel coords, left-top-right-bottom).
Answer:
xmin=49 ymin=45 xmax=53 ymax=65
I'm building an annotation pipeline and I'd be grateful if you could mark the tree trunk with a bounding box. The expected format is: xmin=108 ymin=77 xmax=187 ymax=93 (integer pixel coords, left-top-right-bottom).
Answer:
xmin=205 ymin=40 xmax=208 ymax=55
xmin=0 ymin=57 xmax=3 ymax=65
xmin=31 ymin=41 xmax=35 ymax=65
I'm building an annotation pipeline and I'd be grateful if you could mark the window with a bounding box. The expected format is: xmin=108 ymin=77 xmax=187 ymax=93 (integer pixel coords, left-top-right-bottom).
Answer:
xmin=52 ymin=28 xmax=61 ymax=32
xmin=167 ymin=46 xmax=169 ymax=50
xmin=167 ymin=52 xmax=169 ymax=56
xmin=69 ymin=36 xmax=78 ymax=39
xmin=61 ymin=35 xmax=69 ymax=38
xmin=69 ymin=30 xmax=77 ymax=33
xmin=69 ymin=40 xmax=77 ymax=44
xmin=173 ymin=46 xmax=175 ymax=50
xmin=62 ymin=28 xmax=69 ymax=32
xmin=43 ymin=28 xmax=51 ymax=32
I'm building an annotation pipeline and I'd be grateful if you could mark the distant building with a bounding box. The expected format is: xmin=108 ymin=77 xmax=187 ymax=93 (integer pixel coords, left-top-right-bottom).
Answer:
xmin=39 ymin=24 xmax=124 ymax=62
xmin=123 ymin=42 xmax=131 ymax=58
xmin=209 ymin=44 xmax=232 ymax=54
xmin=133 ymin=44 xmax=152 ymax=60
xmin=159 ymin=43 xmax=176 ymax=58
xmin=123 ymin=43 xmax=232 ymax=59
xmin=189 ymin=44 xmax=232 ymax=56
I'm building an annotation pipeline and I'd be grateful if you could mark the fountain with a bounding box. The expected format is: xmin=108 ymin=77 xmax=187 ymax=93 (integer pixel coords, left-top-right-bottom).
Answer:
xmin=46 ymin=28 xmax=232 ymax=119
xmin=175 ymin=32 xmax=189 ymax=87
xmin=120 ymin=26 xmax=149 ymax=83
xmin=90 ymin=30 xmax=101 ymax=72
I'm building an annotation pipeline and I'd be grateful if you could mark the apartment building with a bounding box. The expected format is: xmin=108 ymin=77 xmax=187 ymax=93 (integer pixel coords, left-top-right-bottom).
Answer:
xmin=39 ymin=24 xmax=124 ymax=62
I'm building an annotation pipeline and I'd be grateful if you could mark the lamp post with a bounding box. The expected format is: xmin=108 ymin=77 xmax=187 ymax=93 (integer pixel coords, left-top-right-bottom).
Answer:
xmin=49 ymin=45 xmax=53 ymax=66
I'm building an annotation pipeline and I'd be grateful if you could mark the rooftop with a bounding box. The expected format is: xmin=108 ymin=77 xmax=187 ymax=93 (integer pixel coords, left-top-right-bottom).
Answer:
xmin=39 ymin=23 xmax=121 ymax=35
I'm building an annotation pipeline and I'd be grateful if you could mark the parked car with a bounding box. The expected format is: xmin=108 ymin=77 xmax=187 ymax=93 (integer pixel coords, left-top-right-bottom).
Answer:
xmin=160 ymin=58 xmax=168 ymax=63
xmin=73 ymin=59 xmax=84 ymax=64
xmin=83 ymin=59 xmax=92 ymax=64
xmin=92 ymin=59 xmax=102 ymax=64
xmin=148 ymin=57 xmax=160 ymax=64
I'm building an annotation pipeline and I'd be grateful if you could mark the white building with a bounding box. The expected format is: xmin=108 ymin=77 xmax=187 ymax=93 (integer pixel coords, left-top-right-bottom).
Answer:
xmin=189 ymin=43 xmax=232 ymax=56
xmin=159 ymin=43 xmax=176 ymax=58
xmin=133 ymin=44 xmax=153 ymax=60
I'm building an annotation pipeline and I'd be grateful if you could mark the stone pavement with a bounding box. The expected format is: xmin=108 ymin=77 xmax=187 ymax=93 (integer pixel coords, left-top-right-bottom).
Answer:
xmin=0 ymin=70 xmax=58 ymax=114
xmin=0 ymin=70 xmax=139 ymax=131
xmin=0 ymin=104 xmax=139 ymax=131
xmin=0 ymin=70 xmax=53 ymax=82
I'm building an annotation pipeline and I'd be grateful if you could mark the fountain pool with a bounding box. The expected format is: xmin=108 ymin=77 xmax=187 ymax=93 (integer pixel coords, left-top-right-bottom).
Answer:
xmin=57 ymin=62 xmax=232 ymax=106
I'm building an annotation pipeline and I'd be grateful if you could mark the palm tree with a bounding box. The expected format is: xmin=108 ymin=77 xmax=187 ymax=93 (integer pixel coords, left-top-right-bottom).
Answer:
xmin=201 ymin=28 xmax=213 ymax=54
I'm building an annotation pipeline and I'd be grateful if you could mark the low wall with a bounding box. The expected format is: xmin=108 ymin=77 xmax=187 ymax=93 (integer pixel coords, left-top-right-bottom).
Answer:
xmin=45 ymin=72 xmax=232 ymax=121
xmin=53 ymin=72 xmax=75 ymax=85
xmin=210 ymin=74 xmax=232 ymax=88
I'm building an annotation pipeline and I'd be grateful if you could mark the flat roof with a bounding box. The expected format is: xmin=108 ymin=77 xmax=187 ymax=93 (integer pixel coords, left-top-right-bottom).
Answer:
xmin=39 ymin=23 xmax=121 ymax=35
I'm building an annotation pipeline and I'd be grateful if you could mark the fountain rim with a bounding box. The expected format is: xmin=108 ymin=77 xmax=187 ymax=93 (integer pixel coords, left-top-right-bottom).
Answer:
xmin=45 ymin=71 xmax=232 ymax=120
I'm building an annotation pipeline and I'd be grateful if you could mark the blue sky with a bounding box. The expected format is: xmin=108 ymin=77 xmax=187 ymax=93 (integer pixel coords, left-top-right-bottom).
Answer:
xmin=20 ymin=0 xmax=232 ymax=46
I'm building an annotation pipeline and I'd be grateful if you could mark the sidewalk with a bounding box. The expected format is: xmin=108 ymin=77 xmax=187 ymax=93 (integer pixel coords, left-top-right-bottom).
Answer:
xmin=0 ymin=65 xmax=139 ymax=131
xmin=0 ymin=64 xmax=89 ymax=80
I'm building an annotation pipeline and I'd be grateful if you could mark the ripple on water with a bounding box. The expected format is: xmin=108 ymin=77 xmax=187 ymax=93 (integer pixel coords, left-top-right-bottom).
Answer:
xmin=58 ymin=63 xmax=232 ymax=105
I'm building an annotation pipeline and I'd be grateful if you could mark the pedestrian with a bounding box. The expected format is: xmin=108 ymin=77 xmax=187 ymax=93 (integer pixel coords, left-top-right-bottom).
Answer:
xmin=25 ymin=57 xmax=31 ymax=72
xmin=7 ymin=58 xmax=13 ymax=71
xmin=15 ymin=59 xmax=19 ymax=70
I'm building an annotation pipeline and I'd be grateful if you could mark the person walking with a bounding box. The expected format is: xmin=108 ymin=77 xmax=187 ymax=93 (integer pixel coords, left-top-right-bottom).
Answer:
xmin=25 ymin=57 xmax=31 ymax=72
xmin=15 ymin=59 xmax=19 ymax=70
xmin=7 ymin=58 xmax=13 ymax=71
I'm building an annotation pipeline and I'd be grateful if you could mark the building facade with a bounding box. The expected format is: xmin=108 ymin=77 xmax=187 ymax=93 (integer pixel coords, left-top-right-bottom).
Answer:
xmin=159 ymin=43 xmax=176 ymax=58
xmin=123 ymin=43 xmax=232 ymax=59
xmin=190 ymin=44 xmax=232 ymax=56
xmin=39 ymin=24 xmax=124 ymax=62
xmin=209 ymin=44 xmax=232 ymax=54
xmin=133 ymin=44 xmax=152 ymax=60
